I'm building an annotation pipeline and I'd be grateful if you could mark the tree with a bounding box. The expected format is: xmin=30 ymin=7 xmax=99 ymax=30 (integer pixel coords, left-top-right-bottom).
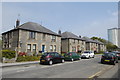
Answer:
xmin=0 ymin=38 xmax=2 ymax=50
xmin=91 ymin=37 xmax=107 ymax=44
xmin=91 ymin=36 xmax=118 ymax=51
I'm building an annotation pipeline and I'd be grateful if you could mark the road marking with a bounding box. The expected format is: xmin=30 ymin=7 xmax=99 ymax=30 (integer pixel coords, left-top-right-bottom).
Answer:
xmin=89 ymin=71 xmax=102 ymax=78
xmin=17 ymin=70 xmax=25 ymax=72
xmin=41 ymin=66 xmax=49 ymax=68
xmin=88 ymin=65 xmax=114 ymax=78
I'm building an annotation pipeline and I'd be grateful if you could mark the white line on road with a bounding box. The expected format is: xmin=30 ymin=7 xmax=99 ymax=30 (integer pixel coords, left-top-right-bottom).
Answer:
xmin=17 ymin=70 xmax=25 ymax=72
xmin=89 ymin=65 xmax=114 ymax=78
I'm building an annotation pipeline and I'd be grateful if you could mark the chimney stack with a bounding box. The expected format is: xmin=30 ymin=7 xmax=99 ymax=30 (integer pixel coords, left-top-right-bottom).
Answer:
xmin=16 ymin=19 xmax=20 ymax=27
xmin=79 ymin=35 xmax=81 ymax=38
xmin=58 ymin=30 xmax=61 ymax=35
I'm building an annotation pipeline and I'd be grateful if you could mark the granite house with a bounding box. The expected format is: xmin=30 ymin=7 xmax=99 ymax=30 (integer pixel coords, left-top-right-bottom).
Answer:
xmin=61 ymin=31 xmax=86 ymax=53
xmin=82 ymin=37 xmax=106 ymax=53
xmin=2 ymin=20 xmax=61 ymax=55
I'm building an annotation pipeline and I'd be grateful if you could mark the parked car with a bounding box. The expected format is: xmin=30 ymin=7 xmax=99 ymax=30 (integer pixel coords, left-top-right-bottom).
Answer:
xmin=40 ymin=52 xmax=65 ymax=65
xmin=117 ymin=52 xmax=120 ymax=60
xmin=81 ymin=51 xmax=95 ymax=59
xmin=112 ymin=51 xmax=120 ymax=60
xmin=64 ymin=52 xmax=81 ymax=61
xmin=101 ymin=52 xmax=118 ymax=65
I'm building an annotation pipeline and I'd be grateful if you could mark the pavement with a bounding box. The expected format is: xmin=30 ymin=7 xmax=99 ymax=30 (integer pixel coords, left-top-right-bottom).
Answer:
xmin=0 ymin=61 xmax=40 ymax=68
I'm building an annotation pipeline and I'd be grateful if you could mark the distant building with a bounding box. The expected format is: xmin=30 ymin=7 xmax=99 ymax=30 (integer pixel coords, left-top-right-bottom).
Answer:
xmin=82 ymin=37 xmax=106 ymax=52
xmin=61 ymin=32 xmax=86 ymax=53
xmin=118 ymin=28 xmax=120 ymax=48
xmin=2 ymin=20 xmax=61 ymax=55
xmin=108 ymin=28 xmax=120 ymax=48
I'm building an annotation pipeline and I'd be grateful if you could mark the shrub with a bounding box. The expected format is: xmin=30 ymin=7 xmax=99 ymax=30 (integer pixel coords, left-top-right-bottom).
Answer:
xmin=2 ymin=50 xmax=16 ymax=59
xmin=37 ymin=53 xmax=42 ymax=57
xmin=95 ymin=51 xmax=104 ymax=54
xmin=99 ymin=51 xmax=104 ymax=53
xmin=61 ymin=52 xmax=67 ymax=56
xmin=18 ymin=52 xmax=27 ymax=56
xmin=16 ymin=56 xmax=40 ymax=62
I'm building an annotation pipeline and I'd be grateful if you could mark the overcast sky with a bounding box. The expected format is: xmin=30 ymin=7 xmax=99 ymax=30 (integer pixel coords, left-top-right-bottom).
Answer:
xmin=1 ymin=2 xmax=118 ymax=40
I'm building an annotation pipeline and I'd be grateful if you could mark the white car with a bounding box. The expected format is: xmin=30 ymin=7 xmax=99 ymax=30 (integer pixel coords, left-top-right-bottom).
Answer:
xmin=81 ymin=51 xmax=95 ymax=59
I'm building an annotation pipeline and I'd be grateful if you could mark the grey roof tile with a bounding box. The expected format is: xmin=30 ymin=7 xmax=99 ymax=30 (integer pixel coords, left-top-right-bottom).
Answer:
xmin=16 ymin=22 xmax=60 ymax=36
xmin=61 ymin=31 xmax=84 ymax=40
xmin=82 ymin=37 xmax=95 ymax=42
xmin=82 ymin=37 xmax=104 ymax=44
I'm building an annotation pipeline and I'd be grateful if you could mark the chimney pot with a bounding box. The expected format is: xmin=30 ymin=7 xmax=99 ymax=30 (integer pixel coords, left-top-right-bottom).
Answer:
xmin=16 ymin=19 xmax=20 ymax=27
xmin=58 ymin=30 xmax=61 ymax=35
xmin=79 ymin=35 xmax=81 ymax=38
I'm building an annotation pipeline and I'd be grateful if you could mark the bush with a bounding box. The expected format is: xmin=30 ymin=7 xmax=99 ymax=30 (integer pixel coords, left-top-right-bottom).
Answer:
xmin=95 ymin=51 xmax=104 ymax=54
xmin=2 ymin=50 xmax=16 ymax=59
xmin=37 ymin=53 xmax=42 ymax=57
xmin=16 ymin=56 xmax=40 ymax=62
xmin=18 ymin=52 xmax=27 ymax=56
xmin=61 ymin=52 xmax=67 ymax=56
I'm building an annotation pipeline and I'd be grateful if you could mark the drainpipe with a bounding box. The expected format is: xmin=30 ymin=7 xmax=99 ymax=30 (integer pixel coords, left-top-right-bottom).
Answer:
xmin=68 ymin=39 xmax=69 ymax=52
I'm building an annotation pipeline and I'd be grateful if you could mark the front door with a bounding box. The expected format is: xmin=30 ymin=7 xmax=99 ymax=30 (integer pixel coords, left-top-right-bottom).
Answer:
xmin=42 ymin=45 xmax=45 ymax=52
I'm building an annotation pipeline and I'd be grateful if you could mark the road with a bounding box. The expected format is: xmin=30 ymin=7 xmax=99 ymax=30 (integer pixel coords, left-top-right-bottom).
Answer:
xmin=2 ymin=54 xmax=119 ymax=79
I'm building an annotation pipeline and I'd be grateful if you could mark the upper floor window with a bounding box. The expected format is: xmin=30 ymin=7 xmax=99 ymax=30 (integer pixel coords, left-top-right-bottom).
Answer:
xmin=51 ymin=35 xmax=56 ymax=42
xmin=73 ymin=39 xmax=75 ymax=43
xmin=78 ymin=40 xmax=80 ymax=44
xmin=82 ymin=42 xmax=84 ymax=45
xmin=42 ymin=34 xmax=46 ymax=41
xmin=29 ymin=31 xmax=36 ymax=39
xmin=9 ymin=32 xmax=13 ymax=38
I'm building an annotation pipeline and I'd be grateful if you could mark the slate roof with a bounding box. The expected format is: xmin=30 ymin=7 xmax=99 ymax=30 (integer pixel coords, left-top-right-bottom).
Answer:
xmin=61 ymin=31 xmax=84 ymax=40
xmin=82 ymin=37 xmax=104 ymax=44
xmin=2 ymin=22 xmax=60 ymax=36
xmin=94 ymin=40 xmax=104 ymax=44
xmin=82 ymin=37 xmax=95 ymax=43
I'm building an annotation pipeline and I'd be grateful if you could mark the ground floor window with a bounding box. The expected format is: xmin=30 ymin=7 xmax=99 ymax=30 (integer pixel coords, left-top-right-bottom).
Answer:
xmin=33 ymin=44 xmax=36 ymax=52
xmin=54 ymin=45 xmax=56 ymax=52
xmin=50 ymin=45 xmax=53 ymax=52
xmin=27 ymin=44 xmax=31 ymax=52
xmin=72 ymin=46 xmax=76 ymax=52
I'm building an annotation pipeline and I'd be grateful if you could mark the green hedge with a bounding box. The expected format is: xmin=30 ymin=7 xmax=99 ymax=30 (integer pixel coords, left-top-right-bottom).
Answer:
xmin=16 ymin=56 xmax=40 ymax=62
xmin=2 ymin=50 xmax=16 ymax=59
xmin=95 ymin=51 xmax=104 ymax=54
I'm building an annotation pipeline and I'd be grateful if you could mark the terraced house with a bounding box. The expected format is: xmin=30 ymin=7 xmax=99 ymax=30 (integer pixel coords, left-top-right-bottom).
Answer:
xmin=61 ymin=32 xmax=86 ymax=53
xmin=2 ymin=20 xmax=61 ymax=55
xmin=82 ymin=37 xmax=106 ymax=53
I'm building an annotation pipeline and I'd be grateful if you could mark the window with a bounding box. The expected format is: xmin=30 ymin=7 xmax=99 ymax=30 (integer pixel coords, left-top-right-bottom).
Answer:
xmin=50 ymin=45 xmax=53 ymax=52
xmin=42 ymin=34 xmax=46 ymax=41
xmin=4 ymin=44 xmax=6 ymax=48
xmin=73 ymin=39 xmax=75 ymax=43
xmin=20 ymin=43 xmax=22 ymax=47
xmin=55 ymin=52 xmax=60 ymax=57
xmin=33 ymin=44 xmax=36 ymax=52
xmin=9 ymin=43 xmax=11 ymax=48
xmin=82 ymin=42 xmax=84 ymax=45
xmin=27 ymin=44 xmax=31 ymax=52
xmin=9 ymin=32 xmax=13 ymax=38
xmin=51 ymin=35 xmax=56 ymax=42
xmin=78 ymin=40 xmax=79 ymax=44
xmin=54 ymin=45 xmax=56 ymax=52
xmin=29 ymin=31 xmax=36 ymax=39
xmin=72 ymin=46 xmax=76 ymax=52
